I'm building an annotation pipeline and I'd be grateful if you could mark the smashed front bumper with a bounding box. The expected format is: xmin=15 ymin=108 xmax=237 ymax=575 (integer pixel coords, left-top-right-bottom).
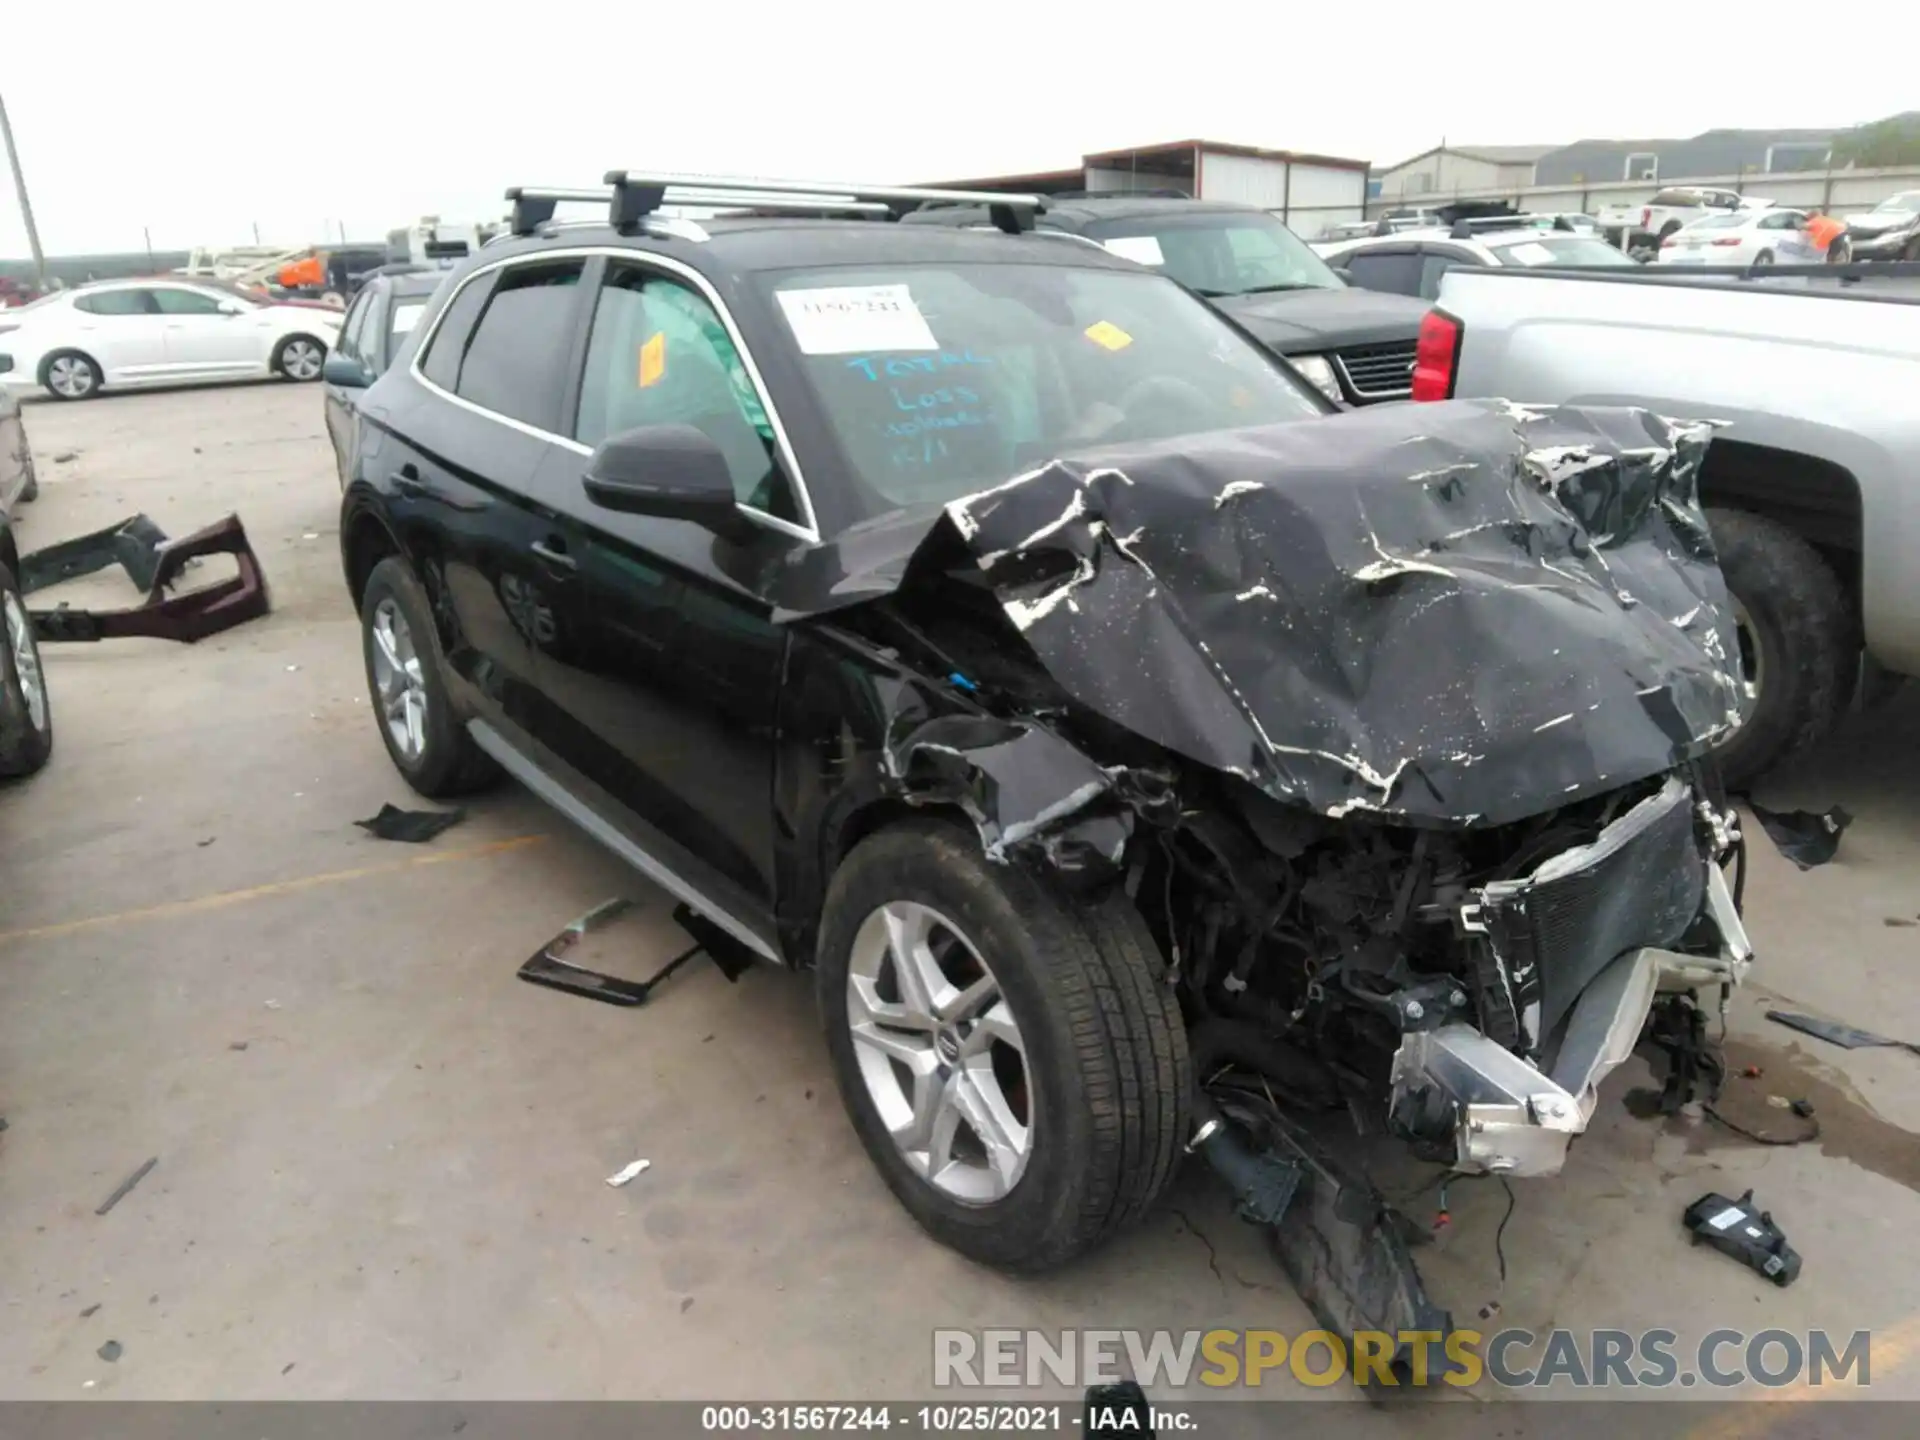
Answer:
xmin=1389 ymin=778 xmax=1751 ymax=1178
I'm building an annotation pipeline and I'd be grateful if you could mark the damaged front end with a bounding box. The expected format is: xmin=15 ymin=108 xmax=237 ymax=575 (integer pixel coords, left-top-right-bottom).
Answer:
xmin=786 ymin=399 xmax=1751 ymax=1356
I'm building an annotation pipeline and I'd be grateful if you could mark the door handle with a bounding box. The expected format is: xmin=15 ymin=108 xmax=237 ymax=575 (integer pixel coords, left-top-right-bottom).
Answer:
xmin=530 ymin=538 xmax=577 ymax=572
xmin=391 ymin=463 xmax=432 ymax=498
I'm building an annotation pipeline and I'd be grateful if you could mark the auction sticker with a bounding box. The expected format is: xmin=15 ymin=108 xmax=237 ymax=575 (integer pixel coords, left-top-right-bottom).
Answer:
xmin=776 ymin=284 xmax=938 ymax=355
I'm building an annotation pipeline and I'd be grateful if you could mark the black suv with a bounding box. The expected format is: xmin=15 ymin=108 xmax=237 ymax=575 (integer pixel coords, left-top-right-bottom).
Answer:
xmin=903 ymin=195 xmax=1431 ymax=406
xmin=331 ymin=177 xmax=1751 ymax=1309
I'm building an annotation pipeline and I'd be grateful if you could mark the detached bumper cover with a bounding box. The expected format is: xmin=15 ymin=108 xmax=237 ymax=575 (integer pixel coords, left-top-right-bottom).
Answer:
xmin=26 ymin=512 xmax=272 ymax=644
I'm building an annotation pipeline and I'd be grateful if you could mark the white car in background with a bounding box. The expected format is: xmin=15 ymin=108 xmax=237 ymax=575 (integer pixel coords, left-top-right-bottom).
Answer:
xmin=1654 ymin=209 xmax=1821 ymax=267
xmin=0 ymin=278 xmax=342 ymax=401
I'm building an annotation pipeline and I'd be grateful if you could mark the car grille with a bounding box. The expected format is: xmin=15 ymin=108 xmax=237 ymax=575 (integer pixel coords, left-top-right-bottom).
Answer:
xmin=1333 ymin=341 xmax=1418 ymax=402
xmin=1479 ymin=779 xmax=1708 ymax=1042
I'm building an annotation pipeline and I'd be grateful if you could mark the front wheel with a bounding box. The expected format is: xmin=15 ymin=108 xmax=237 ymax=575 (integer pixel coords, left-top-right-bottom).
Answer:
xmin=1708 ymin=508 xmax=1854 ymax=786
xmin=274 ymin=334 xmax=327 ymax=382
xmin=358 ymin=557 xmax=498 ymax=798
xmin=818 ymin=819 xmax=1190 ymax=1272
xmin=41 ymin=350 xmax=100 ymax=401
xmin=0 ymin=562 xmax=53 ymax=777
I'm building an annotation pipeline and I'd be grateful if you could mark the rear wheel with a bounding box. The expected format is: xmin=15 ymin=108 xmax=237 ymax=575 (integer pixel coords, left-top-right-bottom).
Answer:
xmin=818 ymin=819 xmax=1190 ymax=1272
xmin=0 ymin=563 xmax=53 ymax=777
xmin=1753 ymin=250 xmax=1775 ymax=266
xmin=1708 ymin=507 xmax=1853 ymax=786
xmin=274 ymin=334 xmax=327 ymax=382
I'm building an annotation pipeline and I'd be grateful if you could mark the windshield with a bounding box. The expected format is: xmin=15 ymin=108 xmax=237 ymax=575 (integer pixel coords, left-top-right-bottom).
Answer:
xmin=1077 ymin=211 xmax=1343 ymax=298
xmin=761 ymin=263 xmax=1325 ymax=514
xmin=1489 ymin=236 xmax=1640 ymax=267
xmin=1873 ymin=191 xmax=1920 ymax=214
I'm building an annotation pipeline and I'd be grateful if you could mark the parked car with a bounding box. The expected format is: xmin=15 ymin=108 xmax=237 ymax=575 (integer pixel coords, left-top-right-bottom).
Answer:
xmin=1842 ymin=189 xmax=1920 ymax=262
xmin=2 ymin=388 xmax=37 ymax=509
xmin=331 ymin=177 xmax=1754 ymax=1346
xmin=1655 ymin=209 xmax=1821 ymax=267
xmin=1319 ymin=222 xmax=1636 ymax=301
xmin=902 ymin=196 xmax=1430 ymax=406
xmin=1596 ymin=186 xmax=1768 ymax=252
xmin=1412 ymin=259 xmax=1920 ymax=782
xmin=0 ymin=508 xmax=51 ymax=778
xmin=0 ymin=278 xmax=342 ymax=401
xmin=322 ymin=268 xmax=444 ymax=474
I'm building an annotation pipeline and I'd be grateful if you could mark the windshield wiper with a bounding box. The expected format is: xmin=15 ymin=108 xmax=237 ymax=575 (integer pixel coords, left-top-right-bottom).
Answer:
xmin=1235 ymin=282 xmax=1329 ymax=295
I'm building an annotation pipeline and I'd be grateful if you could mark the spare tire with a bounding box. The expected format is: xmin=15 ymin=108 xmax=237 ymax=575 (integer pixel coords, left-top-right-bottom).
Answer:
xmin=1708 ymin=507 xmax=1854 ymax=786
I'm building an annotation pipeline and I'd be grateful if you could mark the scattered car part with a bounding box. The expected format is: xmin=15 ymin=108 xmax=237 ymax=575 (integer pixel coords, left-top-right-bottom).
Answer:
xmin=1745 ymin=801 xmax=1852 ymax=869
xmin=26 ymin=514 xmax=271 ymax=645
xmin=353 ymin=803 xmax=466 ymax=844
xmin=516 ymin=898 xmax=708 ymax=1008
xmin=1683 ymin=1189 xmax=1801 ymax=1286
xmin=94 ymin=1156 xmax=158 ymax=1216
xmin=605 ymin=1158 xmax=652 ymax=1187
xmin=19 ymin=514 xmax=171 ymax=595
xmin=1765 ymin=1009 xmax=1920 ymax=1057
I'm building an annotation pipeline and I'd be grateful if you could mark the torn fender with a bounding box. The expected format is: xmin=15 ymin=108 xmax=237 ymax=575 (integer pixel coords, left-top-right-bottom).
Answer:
xmin=777 ymin=401 xmax=1739 ymax=829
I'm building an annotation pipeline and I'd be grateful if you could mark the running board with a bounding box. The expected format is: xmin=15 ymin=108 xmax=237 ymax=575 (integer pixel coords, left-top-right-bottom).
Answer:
xmin=466 ymin=719 xmax=780 ymax=964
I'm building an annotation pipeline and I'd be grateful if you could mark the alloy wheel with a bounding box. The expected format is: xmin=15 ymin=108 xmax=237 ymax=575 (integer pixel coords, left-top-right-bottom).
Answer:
xmin=1730 ymin=594 xmax=1765 ymax=721
xmin=4 ymin=591 xmax=46 ymax=734
xmin=282 ymin=339 xmax=324 ymax=380
xmin=845 ymin=900 xmax=1032 ymax=1204
xmin=369 ymin=597 xmax=428 ymax=761
xmin=47 ymin=356 xmax=95 ymax=398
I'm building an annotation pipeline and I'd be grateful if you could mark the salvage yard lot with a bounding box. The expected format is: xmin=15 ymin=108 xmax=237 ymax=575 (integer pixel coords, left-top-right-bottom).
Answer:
xmin=3 ymin=380 xmax=1920 ymax=1408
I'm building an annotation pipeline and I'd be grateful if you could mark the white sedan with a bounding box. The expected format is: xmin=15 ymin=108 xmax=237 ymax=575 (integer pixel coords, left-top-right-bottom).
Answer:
xmin=1654 ymin=209 xmax=1822 ymax=267
xmin=0 ymin=278 xmax=343 ymax=401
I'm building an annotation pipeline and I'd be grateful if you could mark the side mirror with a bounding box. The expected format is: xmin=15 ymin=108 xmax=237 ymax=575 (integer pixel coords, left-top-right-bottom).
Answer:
xmin=1331 ymin=266 xmax=1355 ymax=283
xmin=583 ymin=424 xmax=753 ymax=540
xmin=322 ymin=352 xmax=372 ymax=388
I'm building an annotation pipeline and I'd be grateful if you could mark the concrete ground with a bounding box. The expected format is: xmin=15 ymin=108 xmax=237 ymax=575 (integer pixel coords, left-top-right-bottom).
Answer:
xmin=2 ymin=381 xmax=1917 ymax=1416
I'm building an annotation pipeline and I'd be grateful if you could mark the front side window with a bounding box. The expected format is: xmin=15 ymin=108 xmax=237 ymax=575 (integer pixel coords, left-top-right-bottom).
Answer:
xmin=74 ymin=289 xmax=155 ymax=316
xmin=761 ymin=262 xmax=1323 ymax=516
xmin=1342 ymin=250 xmax=1422 ymax=294
xmin=451 ymin=260 xmax=585 ymax=430
xmin=1080 ymin=212 xmax=1343 ymax=298
xmin=150 ymin=288 xmax=226 ymax=316
xmin=575 ymin=265 xmax=795 ymax=522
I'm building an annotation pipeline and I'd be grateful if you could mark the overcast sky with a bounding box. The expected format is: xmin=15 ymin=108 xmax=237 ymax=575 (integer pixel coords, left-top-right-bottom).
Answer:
xmin=2 ymin=4 xmax=1911 ymax=257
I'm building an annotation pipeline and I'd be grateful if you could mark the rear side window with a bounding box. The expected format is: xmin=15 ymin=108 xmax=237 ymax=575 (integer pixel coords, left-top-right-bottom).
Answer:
xmin=74 ymin=289 xmax=155 ymax=316
xmin=453 ymin=260 xmax=586 ymax=430
xmin=1342 ymin=251 xmax=1422 ymax=296
xmin=418 ymin=274 xmax=493 ymax=391
xmin=150 ymin=288 xmax=224 ymax=315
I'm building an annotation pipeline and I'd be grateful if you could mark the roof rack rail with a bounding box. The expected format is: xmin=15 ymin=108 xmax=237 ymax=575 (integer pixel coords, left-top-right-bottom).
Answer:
xmin=603 ymin=171 xmax=1044 ymax=234
xmin=504 ymin=184 xmax=892 ymax=237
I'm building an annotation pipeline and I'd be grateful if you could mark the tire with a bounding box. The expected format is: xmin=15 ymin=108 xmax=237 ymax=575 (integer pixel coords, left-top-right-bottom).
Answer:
xmin=818 ymin=818 xmax=1190 ymax=1272
xmin=39 ymin=350 xmax=100 ymax=401
xmin=0 ymin=562 xmax=53 ymax=778
xmin=1708 ymin=507 xmax=1854 ymax=787
xmin=19 ymin=447 xmax=38 ymax=503
xmin=1827 ymin=235 xmax=1852 ymax=265
xmin=359 ymin=556 xmax=498 ymax=798
xmin=1753 ymin=250 xmax=1775 ymax=266
xmin=273 ymin=333 xmax=327 ymax=382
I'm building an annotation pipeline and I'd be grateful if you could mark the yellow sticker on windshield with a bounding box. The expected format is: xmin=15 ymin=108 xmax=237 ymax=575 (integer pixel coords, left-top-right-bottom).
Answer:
xmin=1083 ymin=320 xmax=1134 ymax=352
xmin=638 ymin=331 xmax=667 ymax=388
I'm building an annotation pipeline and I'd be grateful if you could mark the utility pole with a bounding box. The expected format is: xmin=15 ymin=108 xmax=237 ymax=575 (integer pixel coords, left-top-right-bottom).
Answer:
xmin=0 ymin=89 xmax=48 ymax=288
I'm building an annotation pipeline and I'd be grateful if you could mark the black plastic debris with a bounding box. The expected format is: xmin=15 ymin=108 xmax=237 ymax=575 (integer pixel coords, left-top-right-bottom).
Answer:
xmin=354 ymin=804 xmax=466 ymax=844
xmin=95 ymin=1156 xmax=158 ymax=1216
xmin=1766 ymin=1009 xmax=1920 ymax=1057
xmin=517 ymin=899 xmax=706 ymax=1008
xmin=1683 ymin=1189 xmax=1801 ymax=1286
xmin=1746 ymin=801 xmax=1851 ymax=868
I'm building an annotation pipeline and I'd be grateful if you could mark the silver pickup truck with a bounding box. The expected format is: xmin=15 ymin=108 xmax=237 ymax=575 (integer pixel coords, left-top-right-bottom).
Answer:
xmin=1414 ymin=263 xmax=1920 ymax=782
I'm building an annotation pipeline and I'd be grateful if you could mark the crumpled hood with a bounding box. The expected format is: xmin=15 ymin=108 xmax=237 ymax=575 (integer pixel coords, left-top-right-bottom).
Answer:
xmin=1209 ymin=286 xmax=1429 ymax=351
xmin=1846 ymin=209 xmax=1916 ymax=236
xmin=776 ymin=401 xmax=1740 ymax=829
